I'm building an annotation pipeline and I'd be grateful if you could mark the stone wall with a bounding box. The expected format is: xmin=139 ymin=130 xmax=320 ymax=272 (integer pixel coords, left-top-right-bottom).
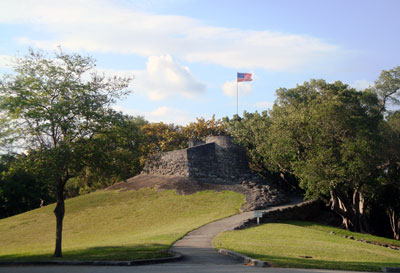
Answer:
xmin=187 ymin=142 xmax=217 ymax=179
xmin=141 ymin=136 xmax=252 ymax=183
xmin=142 ymin=148 xmax=189 ymax=177
xmin=211 ymin=136 xmax=250 ymax=180
xmin=234 ymin=200 xmax=322 ymax=230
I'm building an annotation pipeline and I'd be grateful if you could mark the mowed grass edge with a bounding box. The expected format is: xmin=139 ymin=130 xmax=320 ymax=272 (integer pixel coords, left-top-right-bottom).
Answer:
xmin=213 ymin=221 xmax=400 ymax=272
xmin=0 ymin=188 xmax=245 ymax=261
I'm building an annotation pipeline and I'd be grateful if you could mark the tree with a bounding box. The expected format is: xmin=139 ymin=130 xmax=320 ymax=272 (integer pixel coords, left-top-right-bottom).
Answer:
xmin=138 ymin=122 xmax=187 ymax=167
xmin=372 ymin=67 xmax=400 ymax=239
xmin=183 ymin=115 xmax=228 ymax=141
xmin=377 ymin=111 xmax=400 ymax=239
xmin=65 ymin=115 xmax=147 ymax=196
xmin=0 ymin=154 xmax=54 ymax=218
xmin=223 ymin=112 xmax=299 ymax=189
xmin=268 ymin=80 xmax=383 ymax=232
xmin=0 ymin=48 xmax=132 ymax=257
xmin=373 ymin=66 xmax=400 ymax=114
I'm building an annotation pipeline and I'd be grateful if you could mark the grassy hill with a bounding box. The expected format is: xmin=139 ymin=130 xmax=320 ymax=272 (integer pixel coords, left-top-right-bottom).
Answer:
xmin=214 ymin=221 xmax=400 ymax=272
xmin=0 ymin=188 xmax=245 ymax=261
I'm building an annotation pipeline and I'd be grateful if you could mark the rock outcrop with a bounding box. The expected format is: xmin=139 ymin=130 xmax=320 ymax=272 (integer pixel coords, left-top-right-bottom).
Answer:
xmin=240 ymin=180 xmax=289 ymax=211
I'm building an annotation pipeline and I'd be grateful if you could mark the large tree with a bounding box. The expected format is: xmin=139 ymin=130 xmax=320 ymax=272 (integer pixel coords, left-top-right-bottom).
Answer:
xmin=378 ymin=112 xmax=400 ymax=239
xmin=0 ymin=48 xmax=132 ymax=257
xmin=268 ymin=80 xmax=383 ymax=232
xmin=373 ymin=66 xmax=400 ymax=239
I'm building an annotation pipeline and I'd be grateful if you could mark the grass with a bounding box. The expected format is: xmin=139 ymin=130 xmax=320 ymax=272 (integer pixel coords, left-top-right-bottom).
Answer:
xmin=214 ymin=221 xmax=400 ymax=272
xmin=0 ymin=188 xmax=245 ymax=261
xmin=295 ymin=221 xmax=400 ymax=247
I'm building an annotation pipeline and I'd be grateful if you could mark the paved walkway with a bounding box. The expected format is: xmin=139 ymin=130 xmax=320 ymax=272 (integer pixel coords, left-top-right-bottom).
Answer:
xmin=171 ymin=198 xmax=304 ymax=265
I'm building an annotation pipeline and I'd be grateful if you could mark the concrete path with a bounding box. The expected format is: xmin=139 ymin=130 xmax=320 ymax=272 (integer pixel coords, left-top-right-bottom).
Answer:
xmin=171 ymin=198 xmax=304 ymax=265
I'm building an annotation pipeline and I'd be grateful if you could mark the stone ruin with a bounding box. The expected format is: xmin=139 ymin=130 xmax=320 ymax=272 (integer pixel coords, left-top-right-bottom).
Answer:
xmin=142 ymin=136 xmax=289 ymax=210
xmin=142 ymin=136 xmax=251 ymax=183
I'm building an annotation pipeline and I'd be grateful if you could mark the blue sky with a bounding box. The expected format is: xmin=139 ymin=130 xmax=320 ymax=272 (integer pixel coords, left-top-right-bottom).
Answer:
xmin=0 ymin=0 xmax=399 ymax=124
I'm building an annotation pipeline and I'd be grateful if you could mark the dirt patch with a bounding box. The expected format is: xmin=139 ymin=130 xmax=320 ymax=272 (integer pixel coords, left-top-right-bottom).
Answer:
xmin=106 ymin=174 xmax=289 ymax=211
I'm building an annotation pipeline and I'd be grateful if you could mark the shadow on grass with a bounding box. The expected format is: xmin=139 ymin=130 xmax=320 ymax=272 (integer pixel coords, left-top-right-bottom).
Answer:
xmin=0 ymin=244 xmax=171 ymax=262
xmin=240 ymin=252 xmax=400 ymax=272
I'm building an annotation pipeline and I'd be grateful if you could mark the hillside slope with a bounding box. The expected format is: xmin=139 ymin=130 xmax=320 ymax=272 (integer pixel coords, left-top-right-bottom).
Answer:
xmin=0 ymin=188 xmax=245 ymax=261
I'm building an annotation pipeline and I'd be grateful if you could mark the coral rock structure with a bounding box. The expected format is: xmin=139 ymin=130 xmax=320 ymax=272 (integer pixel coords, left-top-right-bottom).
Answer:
xmin=142 ymin=136 xmax=250 ymax=182
xmin=142 ymin=136 xmax=288 ymax=210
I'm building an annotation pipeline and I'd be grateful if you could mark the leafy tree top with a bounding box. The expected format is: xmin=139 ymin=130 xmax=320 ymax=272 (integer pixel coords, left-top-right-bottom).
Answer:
xmin=0 ymin=48 xmax=131 ymax=152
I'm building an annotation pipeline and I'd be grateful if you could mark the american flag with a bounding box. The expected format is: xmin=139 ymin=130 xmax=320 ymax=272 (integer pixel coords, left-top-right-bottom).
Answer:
xmin=237 ymin=73 xmax=252 ymax=82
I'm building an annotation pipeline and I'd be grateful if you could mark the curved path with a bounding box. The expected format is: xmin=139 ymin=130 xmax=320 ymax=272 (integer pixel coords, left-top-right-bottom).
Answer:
xmin=171 ymin=197 xmax=304 ymax=265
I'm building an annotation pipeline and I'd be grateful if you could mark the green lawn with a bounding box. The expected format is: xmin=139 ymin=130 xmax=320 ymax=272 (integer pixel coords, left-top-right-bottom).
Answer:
xmin=214 ymin=221 xmax=400 ymax=272
xmin=0 ymin=188 xmax=245 ymax=261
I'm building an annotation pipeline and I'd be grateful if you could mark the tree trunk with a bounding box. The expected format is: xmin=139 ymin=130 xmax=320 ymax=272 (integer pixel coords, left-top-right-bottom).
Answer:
xmin=330 ymin=188 xmax=369 ymax=233
xmin=352 ymin=190 xmax=370 ymax=233
xmin=53 ymin=181 xmax=65 ymax=257
xmin=389 ymin=208 xmax=400 ymax=240
xmin=330 ymin=189 xmax=352 ymax=230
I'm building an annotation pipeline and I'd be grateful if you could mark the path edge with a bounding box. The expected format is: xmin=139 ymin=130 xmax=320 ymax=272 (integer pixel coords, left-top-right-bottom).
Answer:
xmin=0 ymin=250 xmax=183 ymax=266
xmin=218 ymin=249 xmax=269 ymax=267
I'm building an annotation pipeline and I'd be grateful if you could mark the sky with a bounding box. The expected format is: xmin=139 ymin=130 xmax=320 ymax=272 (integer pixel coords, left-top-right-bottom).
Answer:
xmin=0 ymin=0 xmax=399 ymax=125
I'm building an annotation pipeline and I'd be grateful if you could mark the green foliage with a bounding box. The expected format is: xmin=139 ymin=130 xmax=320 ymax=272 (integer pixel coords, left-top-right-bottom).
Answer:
xmin=183 ymin=115 xmax=228 ymax=141
xmin=138 ymin=122 xmax=187 ymax=167
xmin=65 ymin=115 xmax=147 ymax=196
xmin=0 ymin=48 xmax=133 ymax=256
xmin=222 ymin=112 xmax=295 ymax=188
xmin=374 ymin=66 xmax=400 ymax=112
xmin=0 ymin=48 xmax=133 ymax=181
xmin=375 ymin=111 xmax=400 ymax=239
xmin=0 ymin=154 xmax=54 ymax=219
xmin=224 ymin=112 xmax=273 ymax=172
xmin=0 ymin=48 xmax=130 ymax=151
xmin=0 ymin=188 xmax=245 ymax=261
xmin=270 ymin=80 xmax=383 ymax=232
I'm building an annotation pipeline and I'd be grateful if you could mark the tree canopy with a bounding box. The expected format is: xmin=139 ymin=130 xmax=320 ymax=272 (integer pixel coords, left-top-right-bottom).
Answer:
xmin=0 ymin=48 xmax=132 ymax=256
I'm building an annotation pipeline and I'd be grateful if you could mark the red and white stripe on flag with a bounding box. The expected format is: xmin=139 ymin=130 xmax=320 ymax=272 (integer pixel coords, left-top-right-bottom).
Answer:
xmin=237 ymin=73 xmax=252 ymax=82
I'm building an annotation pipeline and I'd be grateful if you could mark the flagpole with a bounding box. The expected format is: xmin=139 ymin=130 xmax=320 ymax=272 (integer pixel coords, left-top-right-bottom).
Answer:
xmin=236 ymin=79 xmax=238 ymax=116
xmin=236 ymin=72 xmax=252 ymax=117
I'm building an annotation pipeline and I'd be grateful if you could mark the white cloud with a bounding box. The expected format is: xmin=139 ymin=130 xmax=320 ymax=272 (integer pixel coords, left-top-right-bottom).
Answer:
xmin=0 ymin=0 xmax=341 ymax=71
xmin=114 ymin=105 xmax=194 ymax=125
xmin=350 ymin=79 xmax=373 ymax=90
xmin=222 ymin=80 xmax=252 ymax=97
xmin=136 ymin=55 xmax=206 ymax=100
xmin=254 ymin=101 xmax=274 ymax=110
xmin=98 ymin=55 xmax=205 ymax=101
